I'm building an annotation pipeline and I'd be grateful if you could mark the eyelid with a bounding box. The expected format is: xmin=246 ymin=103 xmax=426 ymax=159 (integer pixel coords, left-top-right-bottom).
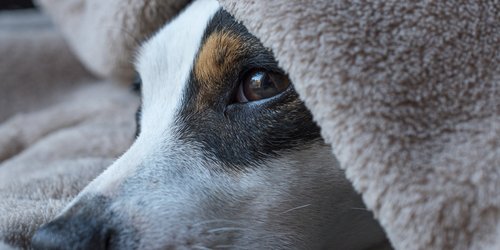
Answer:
xmin=238 ymin=64 xmax=284 ymax=79
xmin=236 ymin=83 xmax=249 ymax=103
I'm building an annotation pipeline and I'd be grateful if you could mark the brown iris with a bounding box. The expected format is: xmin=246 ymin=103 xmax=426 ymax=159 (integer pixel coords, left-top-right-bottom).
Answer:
xmin=236 ymin=69 xmax=290 ymax=102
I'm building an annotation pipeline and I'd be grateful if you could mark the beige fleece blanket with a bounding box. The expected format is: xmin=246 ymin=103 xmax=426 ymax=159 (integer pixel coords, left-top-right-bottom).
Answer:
xmin=1 ymin=1 xmax=498 ymax=249
xmin=0 ymin=9 xmax=140 ymax=249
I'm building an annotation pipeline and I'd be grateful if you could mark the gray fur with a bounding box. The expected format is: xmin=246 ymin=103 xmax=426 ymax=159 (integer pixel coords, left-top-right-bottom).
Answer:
xmin=32 ymin=0 xmax=388 ymax=249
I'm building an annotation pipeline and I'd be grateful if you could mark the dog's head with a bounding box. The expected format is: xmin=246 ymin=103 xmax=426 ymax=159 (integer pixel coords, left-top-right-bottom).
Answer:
xmin=32 ymin=0 xmax=388 ymax=249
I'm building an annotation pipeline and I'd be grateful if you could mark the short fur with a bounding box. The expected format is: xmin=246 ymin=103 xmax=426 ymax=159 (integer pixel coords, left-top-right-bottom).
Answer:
xmin=31 ymin=0 xmax=389 ymax=249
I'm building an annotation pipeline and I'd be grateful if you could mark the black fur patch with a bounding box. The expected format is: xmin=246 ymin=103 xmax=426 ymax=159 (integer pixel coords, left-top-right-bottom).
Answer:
xmin=174 ymin=10 xmax=322 ymax=168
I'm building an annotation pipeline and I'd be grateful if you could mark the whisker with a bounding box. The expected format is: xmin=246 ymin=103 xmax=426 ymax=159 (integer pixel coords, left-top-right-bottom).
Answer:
xmin=214 ymin=245 xmax=234 ymax=249
xmin=278 ymin=204 xmax=311 ymax=215
xmin=193 ymin=246 xmax=213 ymax=250
xmin=215 ymin=245 xmax=250 ymax=250
xmin=207 ymin=227 xmax=249 ymax=234
xmin=192 ymin=219 xmax=243 ymax=227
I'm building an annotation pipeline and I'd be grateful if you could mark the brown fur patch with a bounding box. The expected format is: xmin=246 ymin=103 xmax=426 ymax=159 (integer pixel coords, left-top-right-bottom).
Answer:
xmin=195 ymin=31 xmax=245 ymax=83
xmin=194 ymin=31 xmax=246 ymax=109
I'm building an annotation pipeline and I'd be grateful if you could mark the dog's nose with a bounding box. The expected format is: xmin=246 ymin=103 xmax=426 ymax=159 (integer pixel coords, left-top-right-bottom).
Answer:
xmin=31 ymin=216 xmax=111 ymax=250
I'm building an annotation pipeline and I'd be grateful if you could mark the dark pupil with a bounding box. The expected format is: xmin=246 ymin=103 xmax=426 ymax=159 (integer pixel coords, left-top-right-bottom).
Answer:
xmin=251 ymin=71 xmax=273 ymax=89
xmin=245 ymin=71 xmax=278 ymax=100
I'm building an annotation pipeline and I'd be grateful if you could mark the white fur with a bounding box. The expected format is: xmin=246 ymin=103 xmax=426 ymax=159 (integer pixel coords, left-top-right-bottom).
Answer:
xmin=38 ymin=0 xmax=390 ymax=249
xmin=67 ymin=0 xmax=221 ymax=201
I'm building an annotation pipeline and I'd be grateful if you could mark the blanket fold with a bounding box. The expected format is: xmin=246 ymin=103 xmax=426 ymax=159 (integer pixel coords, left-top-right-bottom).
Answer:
xmin=0 ymin=9 xmax=139 ymax=249
xmin=217 ymin=1 xmax=500 ymax=249
xmin=36 ymin=0 xmax=192 ymax=82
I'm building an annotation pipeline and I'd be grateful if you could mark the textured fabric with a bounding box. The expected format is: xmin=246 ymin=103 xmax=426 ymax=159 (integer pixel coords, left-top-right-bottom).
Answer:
xmin=0 ymin=10 xmax=138 ymax=249
xmin=0 ymin=10 xmax=92 ymax=123
xmin=36 ymin=0 xmax=191 ymax=82
xmin=218 ymin=1 xmax=500 ymax=249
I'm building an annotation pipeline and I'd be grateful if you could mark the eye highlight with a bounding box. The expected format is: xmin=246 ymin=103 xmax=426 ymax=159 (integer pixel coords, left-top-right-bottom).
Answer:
xmin=236 ymin=69 xmax=290 ymax=103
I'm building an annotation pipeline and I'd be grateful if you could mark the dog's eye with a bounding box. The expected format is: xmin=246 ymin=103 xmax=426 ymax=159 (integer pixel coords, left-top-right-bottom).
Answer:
xmin=236 ymin=69 xmax=290 ymax=102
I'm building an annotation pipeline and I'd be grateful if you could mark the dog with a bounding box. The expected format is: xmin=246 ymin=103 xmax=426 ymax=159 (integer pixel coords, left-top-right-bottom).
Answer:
xmin=31 ymin=0 xmax=390 ymax=249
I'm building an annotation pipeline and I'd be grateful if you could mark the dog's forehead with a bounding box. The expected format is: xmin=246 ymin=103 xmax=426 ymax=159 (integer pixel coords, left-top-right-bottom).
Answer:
xmin=133 ymin=0 xmax=321 ymax=167
xmin=135 ymin=0 xmax=221 ymax=136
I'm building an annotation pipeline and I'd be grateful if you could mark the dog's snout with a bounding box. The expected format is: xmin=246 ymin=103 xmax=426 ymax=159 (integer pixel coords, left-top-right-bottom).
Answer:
xmin=31 ymin=215 xmax=112 ymax=250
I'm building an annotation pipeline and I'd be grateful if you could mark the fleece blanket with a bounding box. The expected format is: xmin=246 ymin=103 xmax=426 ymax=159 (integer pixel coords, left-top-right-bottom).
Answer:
xmin=0 ymin=9 xmax=141 ymax=249
xmin=0 ymin=1 xmax=498 ymax=250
